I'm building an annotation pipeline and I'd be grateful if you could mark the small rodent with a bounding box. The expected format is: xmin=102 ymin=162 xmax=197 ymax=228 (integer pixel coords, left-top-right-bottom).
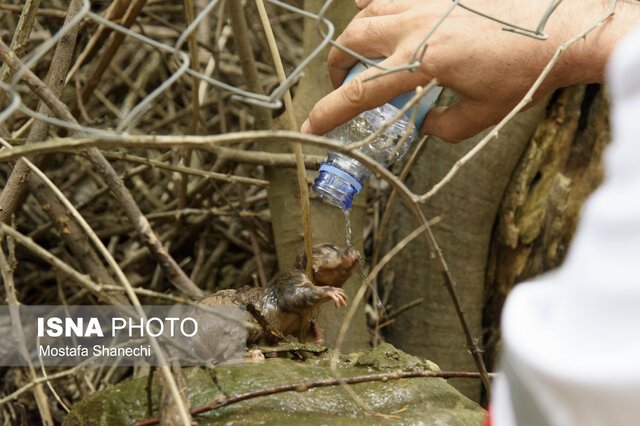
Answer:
xmin=193 ymin=244 xmax=360 ymax=359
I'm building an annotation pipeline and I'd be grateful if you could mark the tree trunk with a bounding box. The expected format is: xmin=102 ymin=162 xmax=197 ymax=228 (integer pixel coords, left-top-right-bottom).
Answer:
xmin=483 ymin=84 xmax=610 ymax=374
xmin=383 ymin=85 xmax=609 ymax=402
xmin=383 ymin=89 xmax=547 ymax=401
xmin=265 ymin=0 xmax=370 ymax=351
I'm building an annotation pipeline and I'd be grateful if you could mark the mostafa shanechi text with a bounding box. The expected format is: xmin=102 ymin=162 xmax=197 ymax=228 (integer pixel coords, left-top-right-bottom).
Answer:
xmin=39 ymin=343 xmax=152 ymax=358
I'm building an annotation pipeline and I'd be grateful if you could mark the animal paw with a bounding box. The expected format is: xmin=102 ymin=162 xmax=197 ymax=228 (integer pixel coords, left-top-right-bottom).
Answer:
xmin=324 ymin=287 xmax=348 ymax=308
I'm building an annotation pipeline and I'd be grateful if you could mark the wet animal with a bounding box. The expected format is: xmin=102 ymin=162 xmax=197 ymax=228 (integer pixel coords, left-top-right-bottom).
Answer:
xmin=191 ymin=244 xmax=360 ymax=360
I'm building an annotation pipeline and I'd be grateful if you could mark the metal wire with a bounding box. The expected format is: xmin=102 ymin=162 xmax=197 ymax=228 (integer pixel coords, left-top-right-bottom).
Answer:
xmin=0 ymin=0 xmax=570 ymax=135
xmin=0 ymin=0 xmax=576 ymax=410
xmin=0 ymin=83 xmax=20 ymax=124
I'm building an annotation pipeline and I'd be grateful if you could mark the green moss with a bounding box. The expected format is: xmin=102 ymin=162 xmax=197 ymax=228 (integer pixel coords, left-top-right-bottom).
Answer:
xmin=64 ymin=344 xmax=485 ymax=425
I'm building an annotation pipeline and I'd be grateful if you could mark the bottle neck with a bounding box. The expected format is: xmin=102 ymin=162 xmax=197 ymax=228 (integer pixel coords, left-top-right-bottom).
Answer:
xmin=312 ymin=163 xmax=363 ymax=210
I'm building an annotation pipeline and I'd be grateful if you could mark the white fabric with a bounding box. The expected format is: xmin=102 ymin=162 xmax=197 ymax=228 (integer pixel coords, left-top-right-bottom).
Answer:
xmin=492 ymin=25 xmax=640 ymax=426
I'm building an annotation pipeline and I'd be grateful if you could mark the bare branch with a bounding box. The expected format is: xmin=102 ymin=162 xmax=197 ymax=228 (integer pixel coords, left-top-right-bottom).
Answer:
xmin=255 ymin=0 xmax=315 ymax=280
xmin=133 ymin=368 xmax=495 ymax=425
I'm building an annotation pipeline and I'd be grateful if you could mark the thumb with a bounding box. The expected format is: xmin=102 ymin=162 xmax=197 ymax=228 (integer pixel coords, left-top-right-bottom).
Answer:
xmin=421 ymin=99 xmax=504 ymax=143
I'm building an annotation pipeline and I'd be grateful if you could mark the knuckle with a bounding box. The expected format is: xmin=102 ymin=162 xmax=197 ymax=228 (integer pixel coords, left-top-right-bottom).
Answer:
xmin=419 ymin=52 xmax=440 ymax=77
xmin=365 ymin=0 xmax=398 ymax=16
xmin=364 ymin=19 xmax=385 ymax=43
xmin=336 ymin=23 xmax=357 ymax=48
xmin=366 ymin=0 xmax=380 ymax=14
xmin=327 ymin=50 xmax=341 ymax=69
xmin=308 ymin=100 xmax=329 ymax=133
xmin=341 ymin=76 xmax=367 ymax=106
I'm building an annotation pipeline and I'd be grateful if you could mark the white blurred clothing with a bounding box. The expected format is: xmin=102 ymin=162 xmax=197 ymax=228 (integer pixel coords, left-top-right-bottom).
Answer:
xmin=491 ymin=24 xmax=640 ymax=426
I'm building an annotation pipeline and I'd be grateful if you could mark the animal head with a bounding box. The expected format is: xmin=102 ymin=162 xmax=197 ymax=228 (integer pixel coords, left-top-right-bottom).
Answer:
xmin=294 ymin=243 xmax=361 ymax=287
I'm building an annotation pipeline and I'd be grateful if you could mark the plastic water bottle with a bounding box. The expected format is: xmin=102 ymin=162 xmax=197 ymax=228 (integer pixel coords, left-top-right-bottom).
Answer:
xmin=312 ymin=61 xmax=442 ymax=210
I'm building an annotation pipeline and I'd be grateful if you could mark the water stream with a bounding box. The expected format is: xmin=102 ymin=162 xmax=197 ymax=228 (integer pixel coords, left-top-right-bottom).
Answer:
xmin=358 ymin=270 xmax=389 ymax=321
xmin=344 ymin=208 xmax=388 ymax=321
xmin=344 ymin=209 xmax=352 ymax=247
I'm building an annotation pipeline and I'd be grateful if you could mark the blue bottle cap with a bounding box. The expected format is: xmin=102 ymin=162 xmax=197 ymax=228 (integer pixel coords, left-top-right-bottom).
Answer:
xmin=343 ymin=59 xmax=442 ymax=129
xmin=312 ymin=163 xmax=364 ymax=210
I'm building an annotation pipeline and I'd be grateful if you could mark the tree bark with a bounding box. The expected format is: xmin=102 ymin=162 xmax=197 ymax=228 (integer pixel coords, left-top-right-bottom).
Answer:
xmin=383 ymin=89 xmax=547 ymax=401
xmin=265 ymin=0 xmax=369 ymax=351
xmin=483 ymin=84 xmax=610 ymax=375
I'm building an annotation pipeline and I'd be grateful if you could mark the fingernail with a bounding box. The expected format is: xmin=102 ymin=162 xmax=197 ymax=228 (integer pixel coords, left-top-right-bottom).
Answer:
xmin=300 ymin=119 xmax=310 ymax=134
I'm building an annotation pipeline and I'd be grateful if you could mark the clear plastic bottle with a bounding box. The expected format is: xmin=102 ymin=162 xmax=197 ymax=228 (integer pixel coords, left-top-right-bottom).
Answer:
xmin=313 ymin=104 xmax=417 ymax=209
xmin=313 ymin=61 xmax=442 ymax=210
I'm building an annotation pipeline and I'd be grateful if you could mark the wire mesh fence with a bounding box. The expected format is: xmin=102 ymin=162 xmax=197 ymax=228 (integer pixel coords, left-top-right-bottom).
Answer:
xmin=0 ymin=0 xmax=617 ymax=422
xmin=0 ymin=0 xmax=583 ymax=135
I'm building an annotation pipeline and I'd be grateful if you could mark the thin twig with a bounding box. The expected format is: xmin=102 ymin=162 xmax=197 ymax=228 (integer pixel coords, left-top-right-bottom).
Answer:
xmin=385 ymin=298 xmax=424 ymax=321
xmin=347 ymin=81 xmax=437 ymax=152
xmin=0 ymin=4 xmax=66 ymax=19
xmin=0 ymin=0 xmax=41 ymax=107
xmin=371 ymin=136 xmax=429 ymax=273
xmin=417 ymin=0 xmax=617 ymax=204
xmin=0 ymin=222 xmax=109 ymax=301
xmin=330 ymin=281 xmax=376 ymax=415
xmin=79 ymin=0 xmax=149 ymax=105
xmin=100 ymin=151 xmax=269 ymax=186
xmin=237 ymin=183 xmax=269 ymax=287
xmin=228 ymin=0 xmax=273 ymax=131
xmin=367 ymin=216 xmax=442 ymax=284
xmin=0 ymin=242 xmax=55 ymax=425
xmin=179 ymin=0 xmax=201 ymax=209
xmin=0 ymin=365 xmax=85 ymax=406
xmin=255 ymin=0 xmax=315 ymax=280
xmin=0 ymin=42 xmax=204 ymax=298
xmin=132 ymin=369 xmax=494 ymax=425
xmin=65 ymin=0 xmax=132 ymax=85
xmin=0 ymin=68 xmax=194 ymax=426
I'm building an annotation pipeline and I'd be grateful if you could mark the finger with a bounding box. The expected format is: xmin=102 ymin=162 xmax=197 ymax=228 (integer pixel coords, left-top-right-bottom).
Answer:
xmin=328 ymin=15 xmax=400 ymax=88
xmin=332 ymin=294 xmax=342 ymax=308
xmin=302 ymin=55 xmax=422 ymax=136
xmin=355 ymin=0 xmax=373 ymax=10
xmin=326 ymin=290 xmax=339 ymax=307
xmin=420 ymin=99 xmax=505 ymax=143
xmin=356 ymin=0 xmax=414 ymax=18
xmin=329 ymin=289 xmax=347 ymax=307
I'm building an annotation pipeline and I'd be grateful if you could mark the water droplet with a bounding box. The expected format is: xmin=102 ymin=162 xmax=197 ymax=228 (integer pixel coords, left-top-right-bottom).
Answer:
xmin=344 ymin=209 xmax=352 ymax=247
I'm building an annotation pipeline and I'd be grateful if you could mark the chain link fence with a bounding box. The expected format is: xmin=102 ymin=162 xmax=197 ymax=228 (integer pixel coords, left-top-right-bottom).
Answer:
xmin=0 ymin=0 xmax=581 ymax=134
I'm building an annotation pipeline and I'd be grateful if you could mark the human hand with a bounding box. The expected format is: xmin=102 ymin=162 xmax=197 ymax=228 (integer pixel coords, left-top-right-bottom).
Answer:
xmin=301 ymin=0 xmax=619 ymax=143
